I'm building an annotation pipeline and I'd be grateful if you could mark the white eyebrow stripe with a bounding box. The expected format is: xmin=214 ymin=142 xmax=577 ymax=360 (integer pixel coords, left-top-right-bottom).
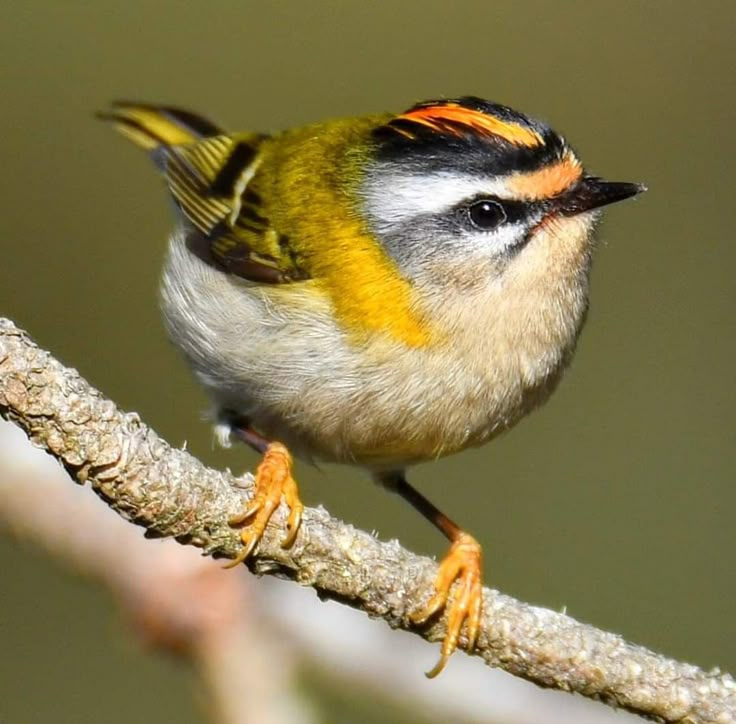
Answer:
xmin=362 ymin=171 xmax=515 ymax=225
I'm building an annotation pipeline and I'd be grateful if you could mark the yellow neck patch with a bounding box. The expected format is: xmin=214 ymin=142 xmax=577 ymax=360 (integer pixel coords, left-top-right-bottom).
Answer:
xmin=310 ymin=216 xmax=430 ymax=347
xmin=268 ymin=120 xmax=432 ymax=348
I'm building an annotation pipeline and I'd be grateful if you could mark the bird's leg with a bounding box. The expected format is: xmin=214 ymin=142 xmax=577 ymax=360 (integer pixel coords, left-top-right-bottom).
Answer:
xmin=379 ymin=472 xmax=483 ymax=678
xmin=223 ymin=419 xmax=303 ymax=568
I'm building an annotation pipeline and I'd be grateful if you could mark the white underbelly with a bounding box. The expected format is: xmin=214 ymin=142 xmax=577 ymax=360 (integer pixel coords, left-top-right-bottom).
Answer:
xmin=160 ymin=232 xmax=583 ymax=469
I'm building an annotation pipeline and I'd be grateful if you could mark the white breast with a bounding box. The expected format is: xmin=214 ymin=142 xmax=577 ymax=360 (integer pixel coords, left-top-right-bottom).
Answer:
xmin=160 ymin=215 xmax=594 ymax=470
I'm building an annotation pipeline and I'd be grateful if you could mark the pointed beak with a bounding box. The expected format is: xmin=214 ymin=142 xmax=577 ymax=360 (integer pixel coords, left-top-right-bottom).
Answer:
xmin=558 ymin=176 xmax=646 ymax=216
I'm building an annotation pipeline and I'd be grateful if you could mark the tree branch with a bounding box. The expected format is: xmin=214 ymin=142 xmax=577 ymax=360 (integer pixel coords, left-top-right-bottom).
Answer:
xmin=0 ymin=317 xmax=733 ymax=724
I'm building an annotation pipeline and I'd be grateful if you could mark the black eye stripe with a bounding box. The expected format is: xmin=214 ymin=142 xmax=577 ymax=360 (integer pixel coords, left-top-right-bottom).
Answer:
xmin=497 ymin=199 xmax=529 ymax=224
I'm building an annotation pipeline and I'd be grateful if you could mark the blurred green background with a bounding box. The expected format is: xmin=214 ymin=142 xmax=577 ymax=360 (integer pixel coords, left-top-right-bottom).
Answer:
xmin=1 ymin=1 xmax=734 ymax=722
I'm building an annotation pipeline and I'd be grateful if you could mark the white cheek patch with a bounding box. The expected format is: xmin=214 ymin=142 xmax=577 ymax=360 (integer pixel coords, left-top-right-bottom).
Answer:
xmin=476 ymin=222 xmax=527 ymax=254
xmin=441 ymin=221 xmax=528 ymax=264
xmin=363 ymin=170 xmax=515 ymax=228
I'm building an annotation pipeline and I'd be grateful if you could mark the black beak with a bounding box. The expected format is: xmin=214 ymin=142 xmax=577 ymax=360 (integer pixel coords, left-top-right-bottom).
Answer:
xmin=558 ymin=177 xmax=646 ymax=216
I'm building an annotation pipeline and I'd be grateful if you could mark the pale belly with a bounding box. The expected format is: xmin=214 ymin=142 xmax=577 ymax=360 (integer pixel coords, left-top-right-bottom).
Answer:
xmin=160 ymin=233 xmax=584 ymax=470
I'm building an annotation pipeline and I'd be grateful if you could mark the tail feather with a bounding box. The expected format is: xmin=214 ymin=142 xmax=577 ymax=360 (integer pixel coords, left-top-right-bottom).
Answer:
xmin=97 ymin=101 xmax=224 ymax=151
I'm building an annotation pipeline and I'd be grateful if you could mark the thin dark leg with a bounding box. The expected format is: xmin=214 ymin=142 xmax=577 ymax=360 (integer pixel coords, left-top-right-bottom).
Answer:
xmin=378 ymin=471 xmax=463 ymax=543
xmin=222 ymin=411 xmax=271 ymax=454
xmin=378 ymin=470 xmax=483 ymax=676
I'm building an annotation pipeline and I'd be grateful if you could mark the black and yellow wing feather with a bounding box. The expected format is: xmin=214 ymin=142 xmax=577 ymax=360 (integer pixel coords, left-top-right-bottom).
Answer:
xmin=98 ymin=101 xmax=307 ymax=283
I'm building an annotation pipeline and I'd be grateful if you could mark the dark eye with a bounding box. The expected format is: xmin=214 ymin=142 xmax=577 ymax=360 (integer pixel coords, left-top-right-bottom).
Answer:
xmin=467 ymin=199 xmax=506 ymax=231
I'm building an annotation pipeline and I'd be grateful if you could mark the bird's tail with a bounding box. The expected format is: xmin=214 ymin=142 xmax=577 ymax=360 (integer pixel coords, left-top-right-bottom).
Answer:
xmin=96 ymin=101 xmax=224 ymax=151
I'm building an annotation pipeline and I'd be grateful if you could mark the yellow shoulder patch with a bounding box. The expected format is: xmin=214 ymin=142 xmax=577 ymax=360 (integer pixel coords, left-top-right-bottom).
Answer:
xmin=310 ymin=215 xmax=431 ymax=348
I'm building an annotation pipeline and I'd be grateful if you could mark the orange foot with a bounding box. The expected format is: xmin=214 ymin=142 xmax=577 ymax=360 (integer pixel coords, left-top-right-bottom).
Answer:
xmin=225 ymin=442 xmax=304 ymax=568
xmin=410 ymin=532 xmax=483 ymax=678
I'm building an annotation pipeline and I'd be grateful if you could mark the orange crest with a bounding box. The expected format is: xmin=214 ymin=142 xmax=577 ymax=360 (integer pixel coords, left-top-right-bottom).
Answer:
xmin=397 ymin=103 xmax=544 ymax=148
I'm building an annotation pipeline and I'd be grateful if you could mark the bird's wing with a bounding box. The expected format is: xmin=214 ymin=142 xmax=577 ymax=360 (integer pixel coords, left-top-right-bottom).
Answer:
xmin=157 ymin=134 xmax=308 ymax=284
xmin=100 ymin=101 xmax=307 ymax=284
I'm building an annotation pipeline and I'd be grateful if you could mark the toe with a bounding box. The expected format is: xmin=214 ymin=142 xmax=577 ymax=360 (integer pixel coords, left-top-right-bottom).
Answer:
xmin=227 ymin=441 xmax=305 ymax=564
xmin=413 ymin=532 xmax=484 ymax=677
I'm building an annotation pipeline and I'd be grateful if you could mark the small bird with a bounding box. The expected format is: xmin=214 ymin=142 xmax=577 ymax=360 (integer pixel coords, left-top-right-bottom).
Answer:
xmin=99 ymin=97 xmax=644 ymax=676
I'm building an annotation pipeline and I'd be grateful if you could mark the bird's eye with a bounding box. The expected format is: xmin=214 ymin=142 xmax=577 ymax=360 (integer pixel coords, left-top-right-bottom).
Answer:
xmin=467 ymin=199 xmax=506 ymax=231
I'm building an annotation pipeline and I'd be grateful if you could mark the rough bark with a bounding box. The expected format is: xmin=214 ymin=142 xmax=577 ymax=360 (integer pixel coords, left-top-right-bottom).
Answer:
xmin=0 ymin=317 xmax=733 ymax=724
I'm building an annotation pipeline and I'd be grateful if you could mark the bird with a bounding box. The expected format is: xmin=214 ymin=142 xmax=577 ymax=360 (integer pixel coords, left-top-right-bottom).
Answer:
xmin=98 ymin=96 xmax=644 ymax=677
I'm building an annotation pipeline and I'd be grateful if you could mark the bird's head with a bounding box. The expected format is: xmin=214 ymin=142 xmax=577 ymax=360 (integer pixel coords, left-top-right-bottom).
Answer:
xmin=359 ymin=97 xmax=644 ymax=293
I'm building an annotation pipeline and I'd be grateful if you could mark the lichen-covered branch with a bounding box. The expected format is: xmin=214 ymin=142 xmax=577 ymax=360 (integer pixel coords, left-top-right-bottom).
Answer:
xmin=0 ymin=317 xmax=733 ymax=724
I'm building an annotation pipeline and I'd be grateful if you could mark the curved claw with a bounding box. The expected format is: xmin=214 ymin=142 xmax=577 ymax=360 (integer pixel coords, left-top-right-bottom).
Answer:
xmin=228 ymin=498 xmax=262 ymax=526
xmin=411 ymin=532 xmax=483 ymax=678
xmin=223 ymin=528 xmax=260 ymax=569
xmin=282 ymin=495 xmax=303 ymax=549
xmin=226 ymin=442 xmax=303 ymax=567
